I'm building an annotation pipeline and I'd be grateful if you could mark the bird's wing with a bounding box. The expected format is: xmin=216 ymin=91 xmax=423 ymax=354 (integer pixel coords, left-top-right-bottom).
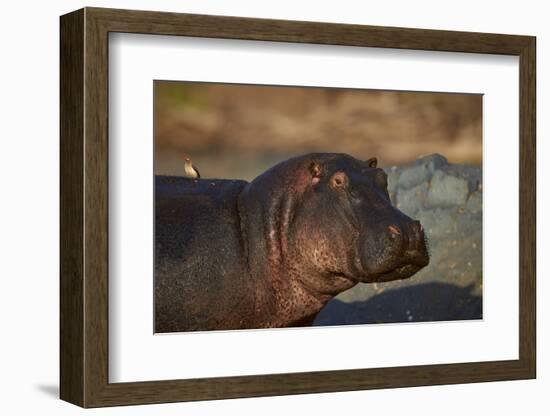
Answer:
xmin=193 ymin=165 xmax=200 ymax=178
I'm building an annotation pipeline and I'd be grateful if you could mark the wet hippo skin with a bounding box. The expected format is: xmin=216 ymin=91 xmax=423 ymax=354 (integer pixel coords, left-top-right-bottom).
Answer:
xmin=155 ymin=153 xmax=429 ymax=333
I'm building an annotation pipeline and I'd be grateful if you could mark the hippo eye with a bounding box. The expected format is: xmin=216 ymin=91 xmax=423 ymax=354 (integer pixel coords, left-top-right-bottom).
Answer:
xmin=330 ymin=171 xmax=348 ymax=188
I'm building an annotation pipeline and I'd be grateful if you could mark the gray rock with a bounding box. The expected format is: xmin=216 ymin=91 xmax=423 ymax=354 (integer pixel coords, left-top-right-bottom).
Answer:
xmin=426 ymin=170 xmax=469 ymax=208
xmin=466 ymin=191 xmax=482 ymax=213
xmin=456 ymin=211 xmax=482 ymax=237
xmin=416 ymin=208 xmax=457 ymax=239
xmin=395 ymin=182 xmax=428 ymax=216
xmin=445 ymin=164 xmax=481 ymax=193
xmin=417 ymin=153 xmax=448 ymax=172
xmin=397 ymin=164 xmax=432 ymax=189
xmin=385 ymin=167 xmax=401 ymax=201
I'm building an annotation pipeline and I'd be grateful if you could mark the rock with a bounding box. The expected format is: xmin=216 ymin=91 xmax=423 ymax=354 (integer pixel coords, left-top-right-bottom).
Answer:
xmin=426 ymin=170 xmax=469 ymax=208
xmin=445 ymin=164 xmax=482 ymax=193
xmin=385 ymin=168 xmax=401 ymax=201
xmin=456 ymin=212 xmax=482 ymax=236
xmin=395 ymin=183 xmax=428 ymax=216
xmin=466 ymin=191 xmax=482 ymax=214
xmin=416 ymin=208 xmax=457 ymax=239
xmin=417 ymin=153 xmax=448 ymax=172
xmin=397 ymin=164 xmax=432 ymax=189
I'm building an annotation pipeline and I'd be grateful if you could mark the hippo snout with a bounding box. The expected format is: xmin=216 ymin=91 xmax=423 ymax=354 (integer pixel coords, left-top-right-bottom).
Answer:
xmin=388 ymin=220 xmax=427 ymax=261
xmin=360 ymin=217 xmax=430 ymax=283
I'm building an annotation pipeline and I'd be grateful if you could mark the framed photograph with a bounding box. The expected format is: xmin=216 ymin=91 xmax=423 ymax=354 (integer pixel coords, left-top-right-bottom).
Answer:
xmin=60 ymin=7 xmax=536 ymax=407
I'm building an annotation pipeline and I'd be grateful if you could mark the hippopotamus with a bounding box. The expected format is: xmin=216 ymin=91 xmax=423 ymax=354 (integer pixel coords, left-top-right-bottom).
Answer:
xmin=155 ymin=153 xmax=429 ymax=333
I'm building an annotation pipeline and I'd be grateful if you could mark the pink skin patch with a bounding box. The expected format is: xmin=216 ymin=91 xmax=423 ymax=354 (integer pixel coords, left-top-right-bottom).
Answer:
xmin=293 ymin=163 xmax=322 ymax=192
xmin=388 ymin=224 xmax=401 ymax=236
xmin=308 ymin=162 xmax=323 ymax=188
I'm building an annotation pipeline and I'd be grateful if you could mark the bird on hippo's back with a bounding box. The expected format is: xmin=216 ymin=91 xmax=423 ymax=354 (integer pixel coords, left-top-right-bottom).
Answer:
xmin=180 ymin=154 xmax=200 ymax=179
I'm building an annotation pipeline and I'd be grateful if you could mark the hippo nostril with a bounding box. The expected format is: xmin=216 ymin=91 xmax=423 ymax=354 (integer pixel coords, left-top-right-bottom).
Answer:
xmin=388 ymin=224 xmax=401 ymax=238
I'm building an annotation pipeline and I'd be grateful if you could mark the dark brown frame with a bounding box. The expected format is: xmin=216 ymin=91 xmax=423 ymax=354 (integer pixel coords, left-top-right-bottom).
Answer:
xmin=60 ymin=7 xmax=536 ymax=408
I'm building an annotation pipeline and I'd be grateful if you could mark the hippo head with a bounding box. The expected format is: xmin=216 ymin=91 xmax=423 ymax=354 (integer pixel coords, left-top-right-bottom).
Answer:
xmin=240 ymin=153 xmax=429 ymax=300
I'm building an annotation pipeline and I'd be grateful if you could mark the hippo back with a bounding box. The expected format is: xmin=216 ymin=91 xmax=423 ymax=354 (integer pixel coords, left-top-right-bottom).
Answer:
xmin=154 ymin=176 xmax=251 ymax=332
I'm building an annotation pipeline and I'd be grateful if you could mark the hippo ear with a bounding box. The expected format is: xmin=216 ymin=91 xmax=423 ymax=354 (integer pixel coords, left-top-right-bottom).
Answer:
xmin=308 ymin=162 xmax=323 ymax=185
xmin=365 ymin=157 xmax=378 ymax=168
xmin=308 ymin=162 xmax=322 ymax=177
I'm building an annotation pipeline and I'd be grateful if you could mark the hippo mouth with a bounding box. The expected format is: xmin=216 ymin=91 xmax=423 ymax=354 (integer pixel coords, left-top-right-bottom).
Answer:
xmin=366 ymin=262 xmax=427 ymax=283
xmin=357 ymin=249 xmax=430 ymax=283
xmin=356 ymin=218 xmax=430 ymax=284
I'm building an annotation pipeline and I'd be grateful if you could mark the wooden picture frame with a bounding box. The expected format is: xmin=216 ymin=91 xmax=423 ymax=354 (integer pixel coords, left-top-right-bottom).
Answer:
xmin=60 ymin=7 xmax=536 ymax=408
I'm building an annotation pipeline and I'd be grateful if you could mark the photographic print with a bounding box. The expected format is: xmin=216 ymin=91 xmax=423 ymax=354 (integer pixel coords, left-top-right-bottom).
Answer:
xmin=60 ymin=9 xmax=535 ymax=406
xmin=154 ymin=81 xmax=482 ymax=333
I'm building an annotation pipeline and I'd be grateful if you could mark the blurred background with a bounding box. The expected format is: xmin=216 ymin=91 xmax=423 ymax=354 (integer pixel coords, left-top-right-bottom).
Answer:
xmin=155 ymin=81 xmax=483 ymax=325
xmin=154 ymin=81 xmax=482 ymax=180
